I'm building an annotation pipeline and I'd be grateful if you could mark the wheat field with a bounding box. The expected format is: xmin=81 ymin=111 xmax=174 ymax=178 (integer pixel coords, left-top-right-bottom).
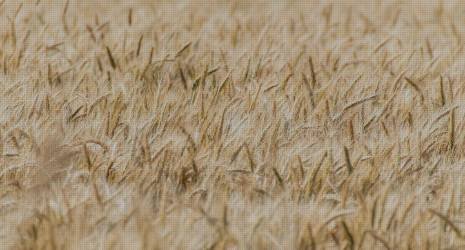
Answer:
xmin=2 ymin=0 xmax=465 ymax=249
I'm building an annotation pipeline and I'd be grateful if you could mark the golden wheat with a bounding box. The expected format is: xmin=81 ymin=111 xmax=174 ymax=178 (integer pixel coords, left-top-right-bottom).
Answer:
xmin=1 ymin=0 xmax=465 ymax=249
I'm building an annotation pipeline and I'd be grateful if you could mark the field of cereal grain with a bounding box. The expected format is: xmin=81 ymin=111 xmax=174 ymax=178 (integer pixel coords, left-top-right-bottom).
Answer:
xmin=2 ymin=1 xmax=465 ymax=249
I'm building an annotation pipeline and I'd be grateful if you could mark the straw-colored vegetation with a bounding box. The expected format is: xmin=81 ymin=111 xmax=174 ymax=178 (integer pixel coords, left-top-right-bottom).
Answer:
xmin=2 ymin=1 xmax=465 ymax=249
